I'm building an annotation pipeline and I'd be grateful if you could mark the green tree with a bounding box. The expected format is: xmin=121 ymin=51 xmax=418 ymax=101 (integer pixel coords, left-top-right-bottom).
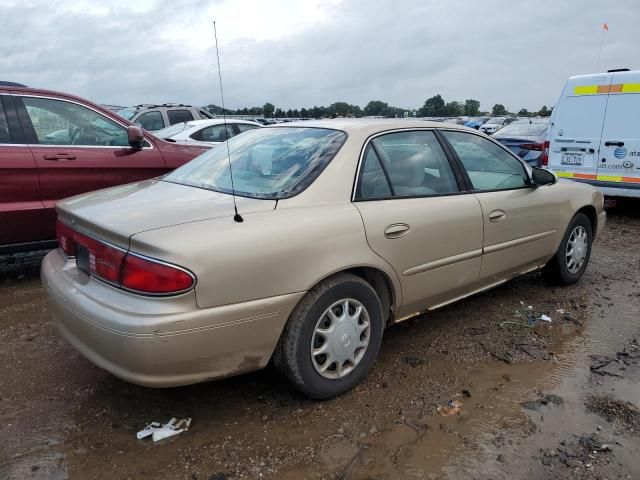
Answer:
xmin=263 ymin=102 xmax=275 ymax=118
xmin=418 ymin=94 xmax=446 ymax=117
xmin=518 ymin=108 xmax=529 ymax=117
xmin=464 ymin=99 xmax=480 ymax=116
xmin=492 ymin=104 xmax=507 ymax=116
xmin=364 ymin=100 xmax=389 ymax=116
xmin=444 ymin=101 xmax=463 ymax=116
xmin=300 ymin=108 xmax=308 ymax=118
xmin=538 ymin=105 xmax=550 ymax=117
xmin=274 ymin=108 xmax=284 ymax=118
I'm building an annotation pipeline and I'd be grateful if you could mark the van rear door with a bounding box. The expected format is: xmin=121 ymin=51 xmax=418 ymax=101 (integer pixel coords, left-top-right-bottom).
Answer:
xmin=547 ymin=73 xmax=613 ymax=182
xmin=596 ymin=71 xmax=640 ymax=194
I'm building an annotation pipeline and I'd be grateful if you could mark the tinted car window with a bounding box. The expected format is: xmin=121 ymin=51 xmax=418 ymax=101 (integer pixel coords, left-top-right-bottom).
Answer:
xmin=371 ymin=130 xmax=458 ymax=197
xmin=21 ymin=96 xmax=129 ymax=146
xmin=167 ymin=109 xmax=194 ymax=125
xmin=165 ymin=127 xmax=346 ymax=199
xmin=356 ymin=145 xmax=392 ymax=199
xmin=443 ymin=131 xmax=529 ymax=191
xmin=193 ymin=124 xmax=235 ymax=142
xmin=135 ymin=111 xmax=165 ymax=131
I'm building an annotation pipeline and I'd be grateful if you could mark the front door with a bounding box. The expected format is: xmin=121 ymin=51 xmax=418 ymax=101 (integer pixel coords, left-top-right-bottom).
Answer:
xmin=13 ymin=94 xmax=167 ymax=240
xmin=597 ymin=72 xmax=640 ymax=188
xmin=442 ymin=130 xmax=561 ymax=283
xmin=353 ymin=130 xmax=483 ymax=318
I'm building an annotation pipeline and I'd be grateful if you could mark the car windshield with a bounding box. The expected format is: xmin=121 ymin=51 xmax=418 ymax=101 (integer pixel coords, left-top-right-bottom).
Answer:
xmin=163 ymin=127 xmax=346 ymax=199
xmin=496 ymin=120 xmax=548 ymax=136
xmin=117 ymin=108 xmax=136 ymax=120
xmin=154 ymin=122 xmax=193 ymax=139
xmin=486 ymin=117 xmax=504 ymax=124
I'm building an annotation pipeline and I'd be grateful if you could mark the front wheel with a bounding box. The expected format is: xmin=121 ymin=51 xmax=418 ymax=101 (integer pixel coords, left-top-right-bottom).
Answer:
xmin=273 ymin=273 xmax=384 ymax=399
xmin=544 ymin=212 xmax=593 ymax=285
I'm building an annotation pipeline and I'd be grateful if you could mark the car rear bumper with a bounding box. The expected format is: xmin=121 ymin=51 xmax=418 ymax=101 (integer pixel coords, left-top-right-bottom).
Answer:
xmin=41 ymin=249 xmax=304 ymax=387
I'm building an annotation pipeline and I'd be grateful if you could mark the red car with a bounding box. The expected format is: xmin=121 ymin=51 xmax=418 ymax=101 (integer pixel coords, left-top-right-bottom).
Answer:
xmin=0 ymin=83 xmax=208 ymax=253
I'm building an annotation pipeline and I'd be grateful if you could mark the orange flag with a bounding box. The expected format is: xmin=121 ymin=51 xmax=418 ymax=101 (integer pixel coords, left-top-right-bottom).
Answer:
xmin=603 ymin=22 xmax=609 ymax=30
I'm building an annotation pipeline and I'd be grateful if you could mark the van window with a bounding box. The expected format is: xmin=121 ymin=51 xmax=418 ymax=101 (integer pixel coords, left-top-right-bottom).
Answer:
xmin=552 ymin=95 xmax=608 ymax=139
xmin=601 ymin=94 xmax=640 ymax=139
xmin=135 ymin=111 xmax=165 ymax=131
xmin=167 ymin=109 xmax=194 ymax=125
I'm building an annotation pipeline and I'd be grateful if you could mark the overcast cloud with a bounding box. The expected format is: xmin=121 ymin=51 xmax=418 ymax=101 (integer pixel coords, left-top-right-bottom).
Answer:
xmin=2 ymin=0 xmax=639 ymax=112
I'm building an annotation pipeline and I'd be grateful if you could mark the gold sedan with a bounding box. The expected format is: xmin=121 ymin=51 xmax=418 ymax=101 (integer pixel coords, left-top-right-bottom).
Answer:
xmin=41 ymin=119 xmax=605 ymax=399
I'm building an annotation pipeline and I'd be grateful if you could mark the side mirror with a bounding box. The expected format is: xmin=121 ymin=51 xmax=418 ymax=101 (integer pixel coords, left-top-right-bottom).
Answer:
xmin=531 ymin=167 xmax=557 ymax=186
xmin=127 ymin=125 xmax=144 ymax=149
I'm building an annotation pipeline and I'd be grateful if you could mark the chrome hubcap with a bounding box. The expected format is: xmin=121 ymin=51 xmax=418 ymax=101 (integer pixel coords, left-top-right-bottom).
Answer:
xmin=566 ymin=225 xmax=588 ymax=274
xmin=311 ymin=299 xmax=370 ymax=379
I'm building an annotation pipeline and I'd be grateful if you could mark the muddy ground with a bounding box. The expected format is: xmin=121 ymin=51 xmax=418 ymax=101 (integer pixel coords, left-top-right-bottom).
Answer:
xmin=1 ymin=202 xmax=639 ymax=480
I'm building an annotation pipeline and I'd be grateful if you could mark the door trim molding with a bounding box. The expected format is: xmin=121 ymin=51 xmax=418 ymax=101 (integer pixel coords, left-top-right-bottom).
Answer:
xmin=402 ymin=248 xmax=482 ymax=276
xmin=484 ymin=230 xmax=556 ymax=255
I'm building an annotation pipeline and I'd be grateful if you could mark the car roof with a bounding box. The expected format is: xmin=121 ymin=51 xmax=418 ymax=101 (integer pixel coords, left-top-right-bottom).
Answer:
xmin=265 ymin=118 xmax=474 ymax=136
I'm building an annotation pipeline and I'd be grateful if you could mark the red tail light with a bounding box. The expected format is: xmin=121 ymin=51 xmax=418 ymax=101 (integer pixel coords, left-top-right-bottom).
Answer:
xmin=56 ymin=218 xmax=194 ymax=295
xmin=121 ymin=255 xmax=194 ymax=294
xmin=57 ymin=219 xmax=76 ymax=257
xmin=520 ymin=143 xmax=543 ymax=151
xmin=540 ymin=140 xmax=550 ymax=166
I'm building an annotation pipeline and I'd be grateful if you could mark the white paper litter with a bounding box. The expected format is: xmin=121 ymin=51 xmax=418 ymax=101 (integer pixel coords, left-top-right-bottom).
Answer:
xmin=137 ymin=417 xmax=191 ymax=442
xmin=539 ymin=314 xmax=552 ymax=322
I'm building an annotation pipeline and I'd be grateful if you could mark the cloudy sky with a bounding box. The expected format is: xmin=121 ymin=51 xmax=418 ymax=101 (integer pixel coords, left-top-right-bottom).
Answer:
xmin=2 ymin=0 xmax=639 ymax=112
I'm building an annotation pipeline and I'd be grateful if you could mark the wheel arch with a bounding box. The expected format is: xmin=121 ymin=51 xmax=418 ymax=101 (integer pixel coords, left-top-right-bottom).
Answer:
xmin=577 ymin=205 xmax=598 ymax=235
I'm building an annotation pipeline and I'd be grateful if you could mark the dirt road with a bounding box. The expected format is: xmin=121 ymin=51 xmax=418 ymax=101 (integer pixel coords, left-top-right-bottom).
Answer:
xmin=1 ymin=204 xmax=639 ymax=479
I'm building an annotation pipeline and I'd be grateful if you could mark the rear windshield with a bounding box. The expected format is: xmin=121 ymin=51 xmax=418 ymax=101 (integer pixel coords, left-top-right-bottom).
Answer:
xmin=163 ymin=127 xmax=346 ymax=199
xmin=496 ymin=120 xmax=548 ymax=136
xmin=116 ymin=108 xmax=136 ymax=120
xmin=154 ymin=122 xmax=193 ymax=139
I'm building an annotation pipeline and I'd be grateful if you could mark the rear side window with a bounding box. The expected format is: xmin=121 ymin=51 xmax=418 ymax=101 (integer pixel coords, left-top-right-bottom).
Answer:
xmin=135 ymin=111 xmax=165 ymax=131
xmin=192 ymin=124 xmax=234 ymax=142
xmin=359 ymin=130 xmax=459 ymax=198
xmin=167 ymin=109 xmax=194 ymax=125
xmin=356 ymin=146 xmax=392 ymax=199
xmin=443 ymin=131 xmax=528 ymax=191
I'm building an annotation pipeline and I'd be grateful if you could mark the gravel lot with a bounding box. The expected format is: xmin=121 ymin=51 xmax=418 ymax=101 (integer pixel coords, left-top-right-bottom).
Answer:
xmin=1 ymin=201 xmax=639 ymax=480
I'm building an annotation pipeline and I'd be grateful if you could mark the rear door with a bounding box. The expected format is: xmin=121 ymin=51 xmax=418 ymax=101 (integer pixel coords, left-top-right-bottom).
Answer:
xmin=0 ymin=95 xmax=44 ymax=247
xmin=13 ymin=94 xmax=167 ymax=241
xmin=442 ymin=130 xmax=561 ymax=283
xmin=547 ymin=73 xmax=613 ymax=181
xmin=354 ymin=129 xmax=483 ymax=317
xmin=596 ymin=71 xmax=640 ymax=188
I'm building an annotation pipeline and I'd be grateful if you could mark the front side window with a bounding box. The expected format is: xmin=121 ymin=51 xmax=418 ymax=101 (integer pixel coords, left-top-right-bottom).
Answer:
xmin=0 ymin=97 xmax=10 ymax=143
xmin=167 ymin=109 xmax=194 ymax=125
xmin=21 ymin=96 xmax=129 ymax=146
xmin=443 ymin=131 xmax=529 ymax=191
xmin=135 ymin=111 xmax=165 ymax=131
xmin=192 ymin=124 xmax=235 ymax=142
xmin=164 ymin=127 xmax=346 ymax=199
xmin=358 ymin=130 xmax=459 ymax=199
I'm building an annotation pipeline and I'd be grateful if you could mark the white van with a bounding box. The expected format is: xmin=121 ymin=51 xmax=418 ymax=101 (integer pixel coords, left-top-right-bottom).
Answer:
xmin=545 ymin=69 xmax=640 ymax=198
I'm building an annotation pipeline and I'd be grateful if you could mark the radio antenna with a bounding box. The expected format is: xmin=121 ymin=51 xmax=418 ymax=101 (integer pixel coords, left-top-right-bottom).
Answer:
xmin=213 ymin=21 xmax=243 ymax=223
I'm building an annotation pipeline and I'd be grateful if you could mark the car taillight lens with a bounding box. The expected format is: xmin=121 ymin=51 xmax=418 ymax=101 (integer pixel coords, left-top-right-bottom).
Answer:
xmin=541 ymin=140 xmax=550 ymax=166
xmin=56 ymin=218 xmax=194 ymax=295
xmin=520 ymin=143 xmax=543 ymax=151
xmin=121 ymin=254 xmax=194 ymax=294
xmin=57 ymin=219 xmax=76 ymax=257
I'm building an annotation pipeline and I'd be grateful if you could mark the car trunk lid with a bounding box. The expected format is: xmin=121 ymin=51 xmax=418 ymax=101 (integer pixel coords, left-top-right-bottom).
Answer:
xmin=56 ymin=179 xmax=276 ymax=249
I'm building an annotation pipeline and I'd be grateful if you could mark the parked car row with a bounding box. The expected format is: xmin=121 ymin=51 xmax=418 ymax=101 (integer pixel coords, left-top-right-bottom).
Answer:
xmin=153 ymin=119 xmax=262 ymax=146
xmin=117 ymin=104 xmax=215 ymax=131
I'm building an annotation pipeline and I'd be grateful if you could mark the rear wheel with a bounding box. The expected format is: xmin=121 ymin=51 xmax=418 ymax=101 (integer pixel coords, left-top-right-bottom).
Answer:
xmin=273 ymin=273 xmax=384 ymax=399
xmin=544 ymin=212 xmax=592 ymax=285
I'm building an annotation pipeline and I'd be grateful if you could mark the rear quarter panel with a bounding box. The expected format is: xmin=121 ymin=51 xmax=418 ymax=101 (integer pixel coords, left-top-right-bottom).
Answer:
xmin=129 ymin=203 xmax=402 ymax=310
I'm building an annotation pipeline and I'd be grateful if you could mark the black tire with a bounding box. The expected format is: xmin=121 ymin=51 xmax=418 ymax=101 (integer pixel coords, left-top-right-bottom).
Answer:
xmin=273 ymin=273 xmax=384 ymax=400
xmin=544 ymin=212 xmax=593 ymax=285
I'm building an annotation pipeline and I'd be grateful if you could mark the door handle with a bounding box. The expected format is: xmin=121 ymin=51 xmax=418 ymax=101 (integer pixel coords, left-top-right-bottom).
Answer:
xmin=43 ymin=153 xmax=76 ymax=161
xmin=384 ymin=223 xmax=410 ymax=239
xmin=488 ymin=210 xmax=506 ymax=222
xmin=604 ymin=141 xmax=624 ymax=147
